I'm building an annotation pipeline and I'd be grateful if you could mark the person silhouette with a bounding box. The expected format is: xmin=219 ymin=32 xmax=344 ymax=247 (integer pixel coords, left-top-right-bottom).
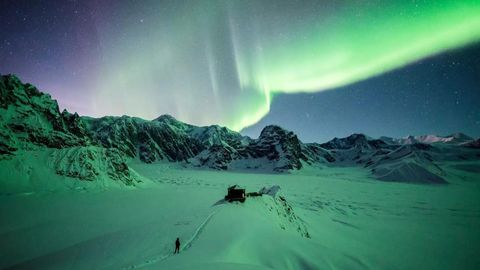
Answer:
xmin=174 ymin=237 xmax=180 ymax=254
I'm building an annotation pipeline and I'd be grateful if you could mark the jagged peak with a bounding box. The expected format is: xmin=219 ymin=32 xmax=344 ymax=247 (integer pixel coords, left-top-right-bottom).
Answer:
xmin=202 ymin=124 xmax=239 ymax=135
xmin=346 ymin=133 xmax=368 ymax=141
xmin=154 ymin=114 xmax=178 ymax=122
xmin=1 ymin=74 xmax=26 ymax=95
xmin=0 ymin=74 xmax=59 ymax=113
xmin=326 ymin=133 xmax=365 ymax=142
xmin=1 ymin=73 xmax=22 ymax=83
xmin=206 ymin=124 xmax=226 ymax=131
xmin=319 ymin=133 xmax=379 ymax=150
xmin=61 ymin=109 xmax=79 ymax=117
xmin=1 ymin=74 xmax=41 ymax=95
xmin=259 ymin=125 xmax=290 ymax=137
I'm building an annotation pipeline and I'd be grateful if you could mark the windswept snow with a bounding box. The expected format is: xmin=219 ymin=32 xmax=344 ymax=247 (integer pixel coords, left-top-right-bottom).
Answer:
xmin=1 ymin=162 xmax=479 ymax=270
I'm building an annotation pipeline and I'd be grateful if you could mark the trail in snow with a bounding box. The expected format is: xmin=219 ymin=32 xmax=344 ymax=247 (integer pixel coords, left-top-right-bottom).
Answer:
xmin=125 ymin=211 xmax=217 ymax=269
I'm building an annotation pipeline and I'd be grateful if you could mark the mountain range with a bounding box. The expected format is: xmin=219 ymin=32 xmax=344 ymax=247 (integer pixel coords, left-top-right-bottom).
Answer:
xmin=1 ymin=74 xmax=479 ymax=188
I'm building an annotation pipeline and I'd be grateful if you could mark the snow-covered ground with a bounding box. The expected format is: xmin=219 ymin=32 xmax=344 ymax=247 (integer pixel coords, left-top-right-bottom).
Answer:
xmin=1 ymin=161 xmax=479 ymax=270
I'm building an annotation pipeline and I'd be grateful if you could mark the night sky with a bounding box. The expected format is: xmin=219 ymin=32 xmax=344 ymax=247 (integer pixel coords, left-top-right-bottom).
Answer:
xmin=1 ymin=0 xmax=479 ymax=142
xmin=243 ymin=44 xmax=480 ymax=142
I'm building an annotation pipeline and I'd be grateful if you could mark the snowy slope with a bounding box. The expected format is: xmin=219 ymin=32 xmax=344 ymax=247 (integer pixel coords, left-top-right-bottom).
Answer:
xmin=2 ymin=165 xmax=479 ymax=270
xmin=367 ymin=144 xmax=447 ymax=184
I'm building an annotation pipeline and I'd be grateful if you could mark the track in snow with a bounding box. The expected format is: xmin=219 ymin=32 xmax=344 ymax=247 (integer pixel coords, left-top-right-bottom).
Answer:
xmin=125 ymin=211 xmax=217 ymax=269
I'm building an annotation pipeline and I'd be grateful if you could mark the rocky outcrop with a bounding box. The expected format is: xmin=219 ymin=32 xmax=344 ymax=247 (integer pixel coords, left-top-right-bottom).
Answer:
xmin=0 ymin=74 xmax=90 ymax=152
xmin=85 ymin=115 xmax=203 ymax=163
xmin=192 ymin=144 xmax=238 ymax=170
xmin=302 ymin=143 xmax=336 ymax=163
xmin=49 ymin=146 xmax=141 ymax=185
xmin=190 ymin=125 xmax=330 ymax=171
xmin=245 ymin=125 xmax=307 ymax=171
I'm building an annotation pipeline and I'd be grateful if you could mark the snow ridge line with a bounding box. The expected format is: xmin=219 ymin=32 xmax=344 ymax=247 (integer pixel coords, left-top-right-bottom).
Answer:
xmin=182 ymin=210 xmax=216 ymax=250
xmin=125 ymin=210 xmax=217 ymax=269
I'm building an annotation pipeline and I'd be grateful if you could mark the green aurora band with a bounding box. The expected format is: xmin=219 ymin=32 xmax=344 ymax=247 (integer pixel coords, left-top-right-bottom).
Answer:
xmin=92 ymin=1 xmax=480 ymax=132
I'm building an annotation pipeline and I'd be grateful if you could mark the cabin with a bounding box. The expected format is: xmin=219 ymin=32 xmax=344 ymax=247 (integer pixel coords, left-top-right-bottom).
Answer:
xmin=225 ymin=185 xmax=246 ymax=203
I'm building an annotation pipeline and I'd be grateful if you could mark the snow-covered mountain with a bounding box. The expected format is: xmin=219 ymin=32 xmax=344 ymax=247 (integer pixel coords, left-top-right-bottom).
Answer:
xmin=0 ymin=75 xmax=142 ymax=187
xmin=381 ymin=133 xmax=474 ymax=145
xmin=366 ymin=143 xmax=447 ymax=184
xmin=84 ymin=115 xmax=203 ymax=163
xmin=1 ymin=74 xmax=479 ymax=186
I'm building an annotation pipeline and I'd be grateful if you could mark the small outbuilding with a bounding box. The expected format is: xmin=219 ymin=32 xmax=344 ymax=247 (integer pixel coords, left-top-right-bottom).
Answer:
xmin=225 ymin=185 xmax=246 ymax=203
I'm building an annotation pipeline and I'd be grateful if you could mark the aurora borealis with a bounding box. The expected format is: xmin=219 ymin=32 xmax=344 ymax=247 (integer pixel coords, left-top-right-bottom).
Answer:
xmin=1 ymin=0 xmax=480 ymax=140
